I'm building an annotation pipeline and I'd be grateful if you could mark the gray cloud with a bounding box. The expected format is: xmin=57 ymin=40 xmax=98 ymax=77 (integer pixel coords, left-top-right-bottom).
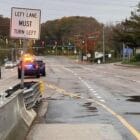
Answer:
xmin=0 ymin=0 xmax=139 ymax=24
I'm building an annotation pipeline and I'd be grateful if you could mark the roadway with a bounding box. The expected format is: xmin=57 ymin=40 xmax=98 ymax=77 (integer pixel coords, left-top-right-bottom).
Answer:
xmin=1 ymin=56 xmax=140 ymax=140
xmin=26 ymin=56 xmax=140 ymax=140
xmin=0 ymin=66 xmax=19 ymax=95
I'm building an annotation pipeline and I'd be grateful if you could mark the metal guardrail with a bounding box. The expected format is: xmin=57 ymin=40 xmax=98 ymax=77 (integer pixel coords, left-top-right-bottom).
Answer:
xmin=23 ymin=82 xmax=42 ymax=110
xmin=0 ymin=89 xmax=37 ymax=140
xmin=0 ymin=81 xmax=43 ymax=140
xmin=0 ymin=84 xmax=21 ymax=106
xmin=0 ymin=81 xmax=43 ymax=110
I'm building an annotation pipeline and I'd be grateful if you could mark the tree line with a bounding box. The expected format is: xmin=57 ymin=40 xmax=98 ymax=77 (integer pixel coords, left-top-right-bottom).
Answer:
xmin=0 ymin=2 xmax=140 ymax=61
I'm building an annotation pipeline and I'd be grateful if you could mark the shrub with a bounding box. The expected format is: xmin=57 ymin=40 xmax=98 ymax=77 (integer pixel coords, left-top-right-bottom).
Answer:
xmin=135 ymin=53 xmax=140 ymax=61
xmin=130 ymin=56 xmax=137 ymax=62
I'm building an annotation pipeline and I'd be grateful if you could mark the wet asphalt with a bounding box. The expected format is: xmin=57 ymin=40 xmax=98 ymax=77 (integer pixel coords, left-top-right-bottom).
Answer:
xmin=41 ymin=56 xmax=140 ymax=140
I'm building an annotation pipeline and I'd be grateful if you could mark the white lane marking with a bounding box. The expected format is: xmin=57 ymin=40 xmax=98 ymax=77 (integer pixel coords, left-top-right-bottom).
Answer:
xmin=63 ymin=67 xmax=106 ymax=103
xmin=97 ymin=96 xmax=102 ymax=99
xmin=47 ymin=83 xmax=139 ymax=139
xmin=89 ymin=88 xmax=95 ymax=91
xmin=89 ymin=88 xmax=94 ymax=91
xmin=100 ymin=99 xmax=105 ymax=102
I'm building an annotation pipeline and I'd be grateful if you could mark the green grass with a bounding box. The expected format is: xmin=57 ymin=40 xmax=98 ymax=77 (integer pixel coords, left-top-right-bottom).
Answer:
xmin=122 ymin=61 xmax=140 ymax=66
xmin=67 ymin=55 xmax=78 ymax=59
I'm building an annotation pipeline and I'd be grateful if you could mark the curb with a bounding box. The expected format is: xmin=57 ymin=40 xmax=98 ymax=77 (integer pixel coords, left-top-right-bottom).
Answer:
xmin=114 ymin=63 xmax=140 ymax=68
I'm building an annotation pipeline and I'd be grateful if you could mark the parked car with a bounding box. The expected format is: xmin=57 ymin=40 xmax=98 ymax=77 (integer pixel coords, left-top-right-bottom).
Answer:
xmin=35 ymin=60 xmax=46 ymax=76
xmin=4 ymin=61 xmax=14 ymax=68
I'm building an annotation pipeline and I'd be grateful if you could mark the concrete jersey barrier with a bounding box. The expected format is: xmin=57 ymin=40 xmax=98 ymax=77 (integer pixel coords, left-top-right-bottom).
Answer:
xmin=0 ymin=90 xmax=36 ymax=140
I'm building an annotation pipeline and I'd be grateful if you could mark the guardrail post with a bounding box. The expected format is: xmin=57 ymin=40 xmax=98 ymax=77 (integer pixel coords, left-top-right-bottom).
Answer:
xmin=0 ymin=92 xmax=6 ymax=105
xmin=23 ymin=82 xmax=42 ymax=110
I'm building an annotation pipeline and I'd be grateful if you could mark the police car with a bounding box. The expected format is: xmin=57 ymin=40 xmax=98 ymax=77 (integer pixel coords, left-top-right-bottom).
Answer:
xmin=36 ymin=59 xmax=46 ymax=76
xmin=18 ymin=54 xmax=40 ymax=79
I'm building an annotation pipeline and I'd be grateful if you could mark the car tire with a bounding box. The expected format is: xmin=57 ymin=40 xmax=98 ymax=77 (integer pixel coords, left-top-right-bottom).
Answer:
xmin=43 ymin=72 xmax=46 ymax=76
xmin=36 ymin=74 xmax=40 ymax=78
xmin=42 ymin=70 xmax=46 ymax=76
xmin=36 ymin=71 xmax=40 ymax=78
xmin=18 ymin=72 xmax=21 ymax=79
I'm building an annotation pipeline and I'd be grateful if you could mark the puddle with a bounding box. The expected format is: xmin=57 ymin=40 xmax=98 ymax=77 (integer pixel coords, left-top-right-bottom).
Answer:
xmin=126 ymin=96 xmax=140 ymax=102
xmin=83 ymin=102 xmax=97 ymax=112
xmin=74 ymin=114 xmax=98 ymax=118
xmin=125 ymin=112 xmax=140 ymax=115
xmin=46 ymin=97 xmax=64 ymax=100
xmin=87 ymin=106 xmax=97 ymax=112
xmin=83 ymin=102 xmax=92 ymax=107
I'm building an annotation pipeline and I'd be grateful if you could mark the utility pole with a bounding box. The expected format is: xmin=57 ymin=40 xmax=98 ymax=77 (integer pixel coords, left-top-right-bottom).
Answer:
xmin=11 ymin=48 xmax=14 ymax=62
xmin=122 ymin=43 xmax=127 ymax=61
xmin=55 ymin=41 xmax=58 ymax=55
xmin=102 ymin=25 xmax=105 ymax=63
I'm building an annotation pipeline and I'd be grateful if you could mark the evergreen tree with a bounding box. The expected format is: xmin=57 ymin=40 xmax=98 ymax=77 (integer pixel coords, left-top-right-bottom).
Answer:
xmin=114 ymin=3 xmax=140 ymax=48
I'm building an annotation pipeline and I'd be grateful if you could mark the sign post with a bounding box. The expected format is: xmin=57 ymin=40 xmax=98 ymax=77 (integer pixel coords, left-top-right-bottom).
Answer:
xmin=10 ymin=7 xmax=41 ymax=88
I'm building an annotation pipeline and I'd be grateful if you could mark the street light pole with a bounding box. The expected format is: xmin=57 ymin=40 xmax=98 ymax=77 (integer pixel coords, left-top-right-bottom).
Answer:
xmin=102 ymin=25 xmax=105 ymax=63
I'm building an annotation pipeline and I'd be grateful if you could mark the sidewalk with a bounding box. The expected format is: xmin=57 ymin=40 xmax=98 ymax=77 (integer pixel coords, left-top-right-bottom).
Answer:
xmin=27 ymin=124 xmax=123 ymax=140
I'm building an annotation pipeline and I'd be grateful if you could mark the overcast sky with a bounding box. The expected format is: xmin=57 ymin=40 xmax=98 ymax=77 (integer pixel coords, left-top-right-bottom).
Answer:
xmin=0 ymin=0 xmax=139 ymax=24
